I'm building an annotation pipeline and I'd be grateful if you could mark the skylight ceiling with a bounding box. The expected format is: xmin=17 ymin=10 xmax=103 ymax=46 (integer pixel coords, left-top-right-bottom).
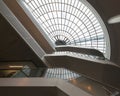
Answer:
xmin=21 ymin=0 xmax=109 ymax=55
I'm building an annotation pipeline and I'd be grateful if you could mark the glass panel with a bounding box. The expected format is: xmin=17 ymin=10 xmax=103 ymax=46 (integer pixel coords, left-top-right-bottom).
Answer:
xmin=22 ymin=0 xmax=107 ymax=54
xmin=44 ymin=68 xmax=80 ymax=80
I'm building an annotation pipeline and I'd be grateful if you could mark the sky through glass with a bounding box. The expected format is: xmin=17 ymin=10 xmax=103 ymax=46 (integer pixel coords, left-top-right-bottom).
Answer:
xmin=22 ymin=0 xmax=107 ymax=54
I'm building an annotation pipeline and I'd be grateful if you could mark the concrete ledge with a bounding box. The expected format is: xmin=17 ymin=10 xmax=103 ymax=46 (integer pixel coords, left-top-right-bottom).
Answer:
xmin=0 ymin=78 xmax=92 ymax=96
xmin=44 ymin=54 xmax=120 ymax=90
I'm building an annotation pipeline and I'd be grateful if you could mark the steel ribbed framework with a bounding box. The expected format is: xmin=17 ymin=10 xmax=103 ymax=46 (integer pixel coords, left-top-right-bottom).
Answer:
xmin=22 ymin=0 xmax=107 ymax=54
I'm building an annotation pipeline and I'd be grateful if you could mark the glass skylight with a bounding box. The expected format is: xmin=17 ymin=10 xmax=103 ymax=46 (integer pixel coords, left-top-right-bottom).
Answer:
xmin=21 ymin=0 xmax=108 ymax=54
xmin=44 ymin=68 xmax=80 ymax=80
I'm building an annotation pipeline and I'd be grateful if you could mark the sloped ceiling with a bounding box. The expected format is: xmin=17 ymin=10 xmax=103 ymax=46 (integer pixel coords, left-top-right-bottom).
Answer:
xmin=0 ymin=13 xmax=46 ymax=67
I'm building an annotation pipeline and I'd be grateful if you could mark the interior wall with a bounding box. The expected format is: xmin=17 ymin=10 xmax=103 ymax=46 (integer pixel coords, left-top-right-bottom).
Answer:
xmin=87 ymin=0 xmax=120 ymax=65
xmin=0 ymin=87 xmax=58 ymax=96
xmin=0 ymin=13 xmax=46 ymax=67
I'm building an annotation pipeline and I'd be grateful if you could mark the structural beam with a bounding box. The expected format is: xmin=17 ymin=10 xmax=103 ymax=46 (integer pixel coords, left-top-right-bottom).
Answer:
xmin=56 ymin=45 xmax=105 ymax=59
xmin=3 ymin=0 xmax=55 ymax=54
xmin=44 ymin=54 xmax=120 ymax=90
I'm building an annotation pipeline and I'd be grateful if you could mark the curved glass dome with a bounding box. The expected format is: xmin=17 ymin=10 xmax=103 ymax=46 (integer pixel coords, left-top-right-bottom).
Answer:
xmin=22 ymin=0 xmax=110 ymax=56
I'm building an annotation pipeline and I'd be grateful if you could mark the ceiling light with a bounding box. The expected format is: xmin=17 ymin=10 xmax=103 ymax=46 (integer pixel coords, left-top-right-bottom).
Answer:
xmin=108 ymin=15 xmax=120 ymax=24
xmin=9 ymin=66 xmax=23 ymax=68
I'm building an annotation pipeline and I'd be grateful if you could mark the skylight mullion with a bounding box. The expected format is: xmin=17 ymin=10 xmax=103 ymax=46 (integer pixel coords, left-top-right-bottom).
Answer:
xmin=67 ymin=4 xmax=75 ymax=28
xmin=87 ymin=19 xmax=98 ymax=41
xmin=54 ymin=2 xmax=60 ymax=36
xmin=50 ymin=29 xmax=75 ymax=39
xmin=44 ymin=1 xmax=57 ymax=32
xmin=60 ymin=0 xmax=62 ymax=33
xmin=32 ymin=11 xmax=40 ymax=19
xmin=54 ymin=36 xmax=58 ymax=41
xmin=42 ymin=20 xmax=52 ymax=33
xmin=23 ymin=0 xmax=108 ymax=56
xmin=66 ymin=15 xmax=79 ymax=33
xmin=30 ymin=0 xmax=52 ymax=33
xmin=69 ymin=4 xmax=83 ymax=31
xmin=65 ymin=1 xmax=72 ymax=31
xmin=47 ymin=69 xmax=51 ymax=78
xmin=28 ymin=0 xmax=53 ymax=34
xmin=96 ymin=30 xmax=103 ymax=34
xmin=75 ymin=20 xmax=88 ymax=42
xmin=25 ymin=2 xmax=36 ymax=12
xmin=24 ymin=0 xmax=31 ymax=4
xmin=49 ymin=69 xmax=53 ymax=78
xmin=59 ymin=23 xmax=78 ymax=42
xmin=67 ymin=0 xmax=78 ymax=33
xmin=74 ymin=25 xmax=86 ymax=42
xmin=37 ymin=8 xmax=51 ymax=32
xmin=71 ymin=2 xmax=79 ymax=20
xmin=31 ymin=1 xmax=43 ymax=17
xmin=51 ymin=3 xmax=58 ymax=31
xmin=81 ymin=7 xmax=89 ymax=22
xmin=94 ymin=25 xmax=101 ymax=30
xmin=40 ymin=0 xmax=54 ymax=32
xmin=63 ymin=2 xmax=68 ymax=33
